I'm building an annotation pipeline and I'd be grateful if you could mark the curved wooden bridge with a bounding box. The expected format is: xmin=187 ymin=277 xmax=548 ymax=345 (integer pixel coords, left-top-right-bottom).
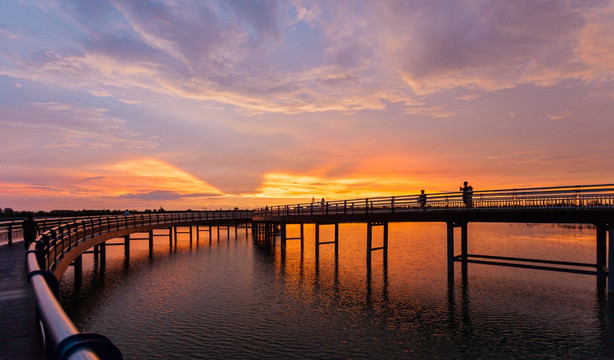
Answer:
xmin=2 ymin=183 xmax=614 ymax=359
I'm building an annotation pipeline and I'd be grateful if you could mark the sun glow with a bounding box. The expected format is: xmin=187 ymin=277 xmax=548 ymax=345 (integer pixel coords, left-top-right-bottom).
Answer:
xmin=252 ymin=172 xmax=426 ymax=201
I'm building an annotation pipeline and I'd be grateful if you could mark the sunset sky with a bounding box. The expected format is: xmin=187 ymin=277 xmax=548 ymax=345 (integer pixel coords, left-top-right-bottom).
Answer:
xmin=1 ymin=1 xmax=614 ymax=211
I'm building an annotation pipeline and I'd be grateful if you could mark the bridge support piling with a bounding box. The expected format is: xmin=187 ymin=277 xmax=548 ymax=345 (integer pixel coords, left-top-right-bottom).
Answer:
xmin=447 ymin=222 xmax=454 ymax=278
xmin=367 ymin=223 xmax=372 ymax=264
xmin=100 ymin=242 xmax=106 ymax=269
xmin=300 ymin=223 xmax=304 ymax=251
xmin=281 ymin=223 xmax=287 ymax=250
xmin=315 ymin=223 xmax=320 ymax=260
xmin=149 ymin=230 xmax=154 ymax=254
xmin=461 ymin=223 xmax=468 ymax=275
xmin=124 ymin=235 xmax=130 ymax=257
xmin=608 ymin=225 xmax=614 ymax=293
xmin=367 ymin=222 xmax=388 ymax=265
xmin=597 ymin=226 xmax=607 ymax=285
xmin=315 ymin=223 xmax=339 ymax=261
xmin=189 ymin=225 xmax=193 ymax=247
xmin=335 ymin=223 xmax=339 ymax=261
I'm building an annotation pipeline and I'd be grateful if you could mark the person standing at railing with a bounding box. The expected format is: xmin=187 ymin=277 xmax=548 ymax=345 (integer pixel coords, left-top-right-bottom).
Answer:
xmin=418 ymin=190 xmax=427 ymax=211
xmin=460 ymin=181 xmax=473 ymax=208
xmin=22 ymin=213 xmax=39 ymax=251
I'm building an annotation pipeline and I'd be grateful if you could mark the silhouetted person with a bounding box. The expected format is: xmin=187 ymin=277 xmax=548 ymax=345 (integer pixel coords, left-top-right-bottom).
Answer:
xmin=320 ymin=198 xmax=325 ymax=208
xmin=22 ymin=213 xmax=39 ymax=251
xmin=460 ymin=181 xmax=473 ymax=208
xmin=123 ymin=209 xmax=130 ymax=216
xmin=418 ymin=190 xmax=427 ymax=210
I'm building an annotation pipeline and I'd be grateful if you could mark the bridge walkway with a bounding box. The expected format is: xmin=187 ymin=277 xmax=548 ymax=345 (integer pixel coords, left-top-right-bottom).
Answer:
xmin=0 ymin=241 xmax=44 ymax=359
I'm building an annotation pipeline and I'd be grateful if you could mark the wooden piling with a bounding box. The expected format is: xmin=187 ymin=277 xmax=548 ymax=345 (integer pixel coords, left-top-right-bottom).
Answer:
xmin=300 ymin=223 xmax=304 ymax=251
xmin=447 ymin=222 xmax=454 ymax=276
xmin=124 ymin=235 xmax=130 ymax=257
xmin=315 ymin=223 xmax=320 ymax=260
xmin=608 ymin=225 xmax=614 ymax=293
xmin=597 ymin=226 xmax=606 ymax=282
xmin=281 ymin=223 xmax=287 ymax=250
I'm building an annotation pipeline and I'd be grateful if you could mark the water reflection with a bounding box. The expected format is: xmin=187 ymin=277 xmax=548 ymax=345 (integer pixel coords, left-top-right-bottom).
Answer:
xmin=59 ymin=223 xmax=614 ymax=359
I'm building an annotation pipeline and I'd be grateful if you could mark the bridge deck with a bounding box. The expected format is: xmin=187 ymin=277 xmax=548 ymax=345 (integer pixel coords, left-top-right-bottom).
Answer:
xmin=0 ymin=242 xmax=44 ymax=359
xmin=253 ymin=207 xmax=614 ymax=225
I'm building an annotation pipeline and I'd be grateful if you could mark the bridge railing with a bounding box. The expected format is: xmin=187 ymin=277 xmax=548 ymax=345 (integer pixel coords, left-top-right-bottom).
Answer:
xmin=0 ymin=216 xmax=105 ymax=246
xmin=26 ymin=210 xmax=252 ymax=360
xmin=254 ymin=184 xmax=614 ymax=216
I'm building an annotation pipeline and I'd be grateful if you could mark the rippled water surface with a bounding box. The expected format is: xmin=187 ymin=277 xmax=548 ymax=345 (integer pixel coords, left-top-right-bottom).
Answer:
xmin=60 ymin=223 xmax=614 ymax=359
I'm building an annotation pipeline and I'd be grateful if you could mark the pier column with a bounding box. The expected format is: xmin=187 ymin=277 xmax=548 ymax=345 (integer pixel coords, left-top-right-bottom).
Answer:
xmin=315 ymin=223 xmax=320 ymax=260
xmin=597 ymin=226 xmax=607 ymax=283
xmin=100 ymin=241 xmax=106 ymax=269
xmin=461 ymin=223 xmax=468 ymax=275
xmin=383 ymin=222 xmax=389 ymax=266
xmin=124 ymin=235 xmax=130 ymax=257
xmin=608 ymin=225 xmax=614 ymax=293
xmin=281 ymin=223 xmax=287 ymax=250
xmin=447 ymin=222 xmax=454 ymax=276
xmin=149 ymin=230 xmax=154 ymax=253
xmin=334 ymin=223 xmax=339 ymax=259
xmin=366 ymin=222 xmax=373 ymax=264
xmin=300 ymin=223 xmax=304 ymax=251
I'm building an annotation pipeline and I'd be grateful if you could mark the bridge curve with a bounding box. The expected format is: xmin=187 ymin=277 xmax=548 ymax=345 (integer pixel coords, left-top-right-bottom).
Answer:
xmin=26 ymin=210 xmax=251 ymax=360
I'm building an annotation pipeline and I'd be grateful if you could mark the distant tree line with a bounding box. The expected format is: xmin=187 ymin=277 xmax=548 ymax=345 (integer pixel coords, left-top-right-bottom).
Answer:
xmin=0 ymin=207 xmax=168 ymax=219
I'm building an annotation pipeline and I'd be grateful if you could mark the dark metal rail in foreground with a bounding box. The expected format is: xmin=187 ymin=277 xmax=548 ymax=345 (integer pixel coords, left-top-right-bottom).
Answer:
xmin=25 ymin=211 xmax=252 ymax=360
xmin=254 ymin=184 xmax=614 ymax=216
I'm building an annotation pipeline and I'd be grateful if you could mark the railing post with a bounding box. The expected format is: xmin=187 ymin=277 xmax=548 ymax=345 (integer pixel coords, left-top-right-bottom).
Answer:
xmin=7 ymin=223 xmax=12 ymax=246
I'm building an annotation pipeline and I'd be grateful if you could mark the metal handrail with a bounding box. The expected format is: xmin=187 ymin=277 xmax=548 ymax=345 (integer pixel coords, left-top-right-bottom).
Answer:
xmin=27 ymin=210 xmax=253 ymax=359
xmin=254 ymin=184 xmax=614 ymax=216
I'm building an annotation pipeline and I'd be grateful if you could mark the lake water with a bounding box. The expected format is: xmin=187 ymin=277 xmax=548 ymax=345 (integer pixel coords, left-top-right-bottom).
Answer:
xmin=59 ymin=222 xmax=614 ymax=359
